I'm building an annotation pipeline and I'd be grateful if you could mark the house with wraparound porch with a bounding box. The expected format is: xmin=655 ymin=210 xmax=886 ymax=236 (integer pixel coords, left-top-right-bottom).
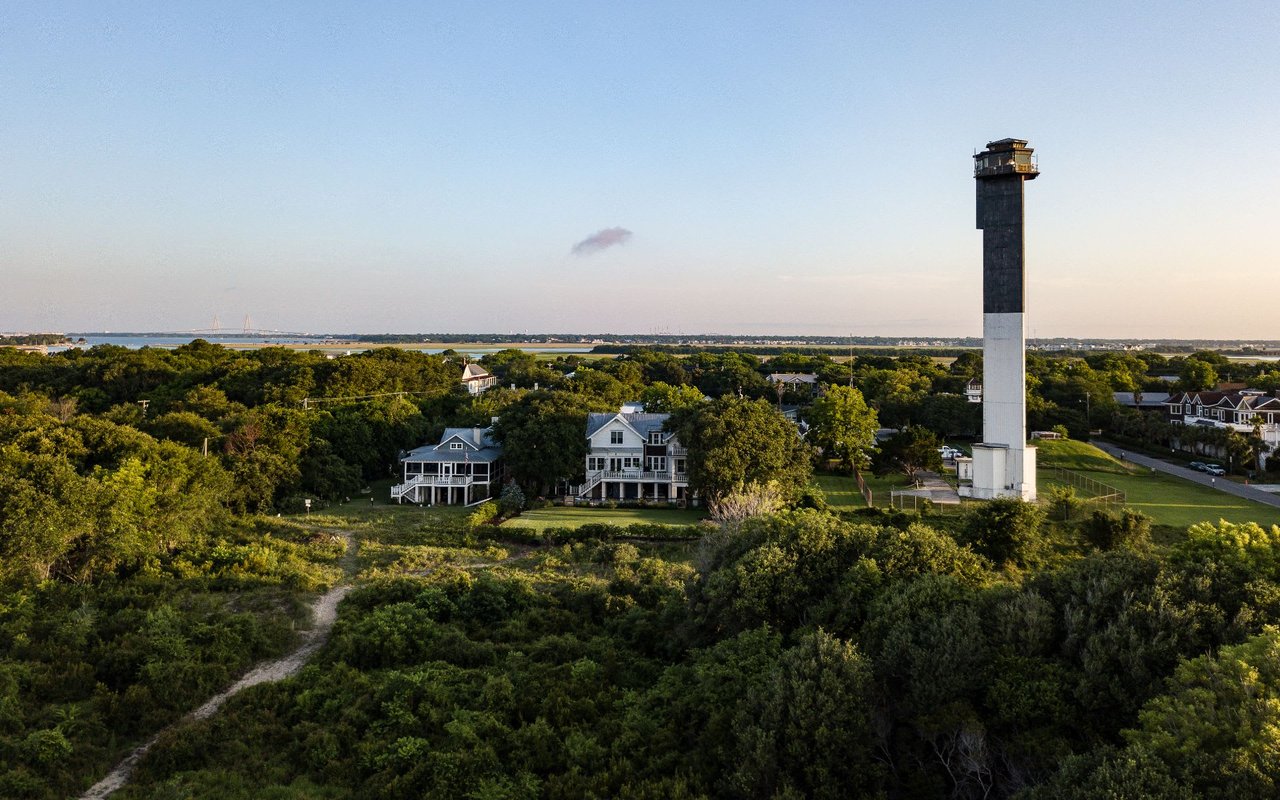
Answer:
xmin=392 ymin=427 xmax=503 ymax=505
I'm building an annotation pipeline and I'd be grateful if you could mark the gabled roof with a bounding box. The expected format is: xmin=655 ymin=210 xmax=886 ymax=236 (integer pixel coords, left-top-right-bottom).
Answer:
xmin=1167 ymin=390 xmax=1280 ymax=412
xmin=586 ymin=412 xmax=671 ymax=441
xmin=436 ymin=427 xmax=498 ymax=450
xmin=766 ymin=373 xmax=818 ymax=383
xmin=461 ymin=363 xmax=492 ymax=381
xmin=403 ymin=427 xmax=503 ymax=463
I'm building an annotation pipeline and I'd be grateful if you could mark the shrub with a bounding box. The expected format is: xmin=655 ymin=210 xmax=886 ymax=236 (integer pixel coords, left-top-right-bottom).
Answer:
xmin=1083 ymin=508 xmax=1152 ymax=552
xmin=467 ymin=501 xmax=499 ymax=529
xmin=1047 ymin=485 xmax=1083 ymax=521
xmin=498 ymin=482 xmax=526 ymax=516
xmin=960 ymin=498 xmax=1046 ymax=569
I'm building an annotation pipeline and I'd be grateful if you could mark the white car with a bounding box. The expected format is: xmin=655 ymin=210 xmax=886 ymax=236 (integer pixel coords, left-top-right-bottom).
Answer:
xmin=938 ymin=446 xmax=965 ymax=460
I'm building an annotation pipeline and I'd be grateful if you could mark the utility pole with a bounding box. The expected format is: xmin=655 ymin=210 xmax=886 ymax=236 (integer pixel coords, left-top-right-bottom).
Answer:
xmin=137 ymin=399 xmax=149 ymax=416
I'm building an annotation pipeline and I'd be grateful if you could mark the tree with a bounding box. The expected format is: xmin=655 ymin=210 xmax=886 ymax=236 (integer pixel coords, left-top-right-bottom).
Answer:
xmin=1120 ymin=628 xmax=1280 ymax=798
xmin=872 ymin=425 xmax=942 ymax=480
xmin=1178 ymin=358 xmax=1218 ymax=392
xmin=639 ymin=382 xmax=706 ymax=414
xmin=918 ymin=392 xmax=980 ymax=438
xmin=492 ymin=391 xmax=600 ymax=496
xmin=960 ymin=497 xmax=1046 ymax=568
xmin=1083 ymin=508 xmax=1152 ymax=551
xmin=805 ymin=385 xmax=879 ymax=471
xmin=732 ymin=630 xmax=882 ymax=800
xmin=670 ymin=397 xmax=812 ymax=502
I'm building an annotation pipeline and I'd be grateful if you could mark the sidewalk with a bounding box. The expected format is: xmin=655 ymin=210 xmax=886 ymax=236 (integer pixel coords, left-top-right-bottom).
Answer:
xmin=893 ymin=471 xmax=961 ymax=505
xmin=1090 ymin=441 xmax=1280 ymax=510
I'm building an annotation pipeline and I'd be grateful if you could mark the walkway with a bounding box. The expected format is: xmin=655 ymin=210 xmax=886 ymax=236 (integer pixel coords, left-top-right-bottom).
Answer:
xmin=1091 ymin=441 xmax=1280 ymax=510
xmin=893 ymin=471 xmax=961 ymax=505
xmin=80 ymin=530 xmax=358 ymax=800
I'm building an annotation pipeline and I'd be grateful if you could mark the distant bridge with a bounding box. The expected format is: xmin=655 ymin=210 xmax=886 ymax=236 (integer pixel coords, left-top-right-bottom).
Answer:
xmin=184 ymin=328 xmax=325 ymax=338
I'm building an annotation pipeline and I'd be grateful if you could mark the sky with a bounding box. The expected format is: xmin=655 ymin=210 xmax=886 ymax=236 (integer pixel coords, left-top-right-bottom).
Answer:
xmin=2 ymin=1 xmax=1278 ymax=338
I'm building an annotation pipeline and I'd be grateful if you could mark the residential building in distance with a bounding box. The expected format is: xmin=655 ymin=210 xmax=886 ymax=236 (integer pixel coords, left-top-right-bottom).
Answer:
xmin=461 ymin=363 xmax=498 ymax=395
xmin=1112 ymin=391 xmax=1171 ymax=410
xmin=766 ymin=372 xmax=820 ymax=396
xmin=965 ymin=378 xmax=983 ymax=403
xmin=1163 ymin=389 xmax=1280 ymax=469
xmin=392 ymin=427 xmax=503 ymax=505
xmin=577 ymin=410 xmax=692 ymax=504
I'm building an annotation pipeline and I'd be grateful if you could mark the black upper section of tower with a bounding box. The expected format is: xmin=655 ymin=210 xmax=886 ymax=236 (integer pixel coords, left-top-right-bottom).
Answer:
xmin=975 ymin=139 xmax=1037 ymax=314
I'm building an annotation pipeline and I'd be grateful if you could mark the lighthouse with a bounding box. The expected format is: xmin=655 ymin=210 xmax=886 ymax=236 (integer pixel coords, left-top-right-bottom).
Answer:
xmin=969 ymin=138 xmax=1038 ymax=501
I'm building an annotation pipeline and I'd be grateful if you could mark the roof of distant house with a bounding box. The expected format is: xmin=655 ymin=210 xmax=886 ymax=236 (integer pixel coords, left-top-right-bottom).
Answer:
xmin=403 ymin=427 xmax=503 ymax=463
xmin=766 ymin=373 xmax=818 ymax=383
xmin=586 ymin=411 xmax=671 ymax=440
xmin=462 ymin=363 xmax=492 ymax=381
xmin=1113 ymin=391 xmax=1171 ymax=408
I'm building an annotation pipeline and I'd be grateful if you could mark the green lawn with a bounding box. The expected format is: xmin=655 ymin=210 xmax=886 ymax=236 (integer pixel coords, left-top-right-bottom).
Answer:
xmin=814 ymin=472 xmax=911 ymax=510
xmin=1036 ymin=438 xmax=1133 ymax=474
xmin=1037 ymin=440 xmax=1280 ymax=529
xmin=503 ymin=506 xmax=706 ymax=531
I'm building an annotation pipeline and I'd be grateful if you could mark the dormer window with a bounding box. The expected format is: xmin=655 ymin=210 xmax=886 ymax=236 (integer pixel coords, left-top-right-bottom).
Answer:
xmin=649 ymin=431 xmax=664 ymax=444
xmin=450 ymin=442 xmax=464 ymax=450
xmin=610 ymin=430 xmax=624 ymax=445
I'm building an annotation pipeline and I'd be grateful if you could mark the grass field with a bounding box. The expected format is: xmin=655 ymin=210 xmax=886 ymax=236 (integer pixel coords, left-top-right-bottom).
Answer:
xmin=502 ymin=506 xmax=706 ymax=531
xmin=1037 ymin=439 xmax=1280 ymax=529
xmin=814 ymin=472 xmax=912 ymax=511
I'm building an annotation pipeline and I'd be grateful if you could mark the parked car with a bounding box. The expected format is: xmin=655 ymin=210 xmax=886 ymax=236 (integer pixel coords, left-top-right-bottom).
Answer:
xmin=1204 ymin=465 xmax=1226 ymax=476
xmin=1188 ymin=461 xmax=1207 ymax=471
xmin=938 ymin=446 xmax=965 ymax=460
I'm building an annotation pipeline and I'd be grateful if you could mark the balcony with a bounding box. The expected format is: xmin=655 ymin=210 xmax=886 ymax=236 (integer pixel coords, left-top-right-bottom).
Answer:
xmin=974 ymin=158 xmax=1039 ymax=178
xmin=586 ymin=469 xmax=686 ymax=482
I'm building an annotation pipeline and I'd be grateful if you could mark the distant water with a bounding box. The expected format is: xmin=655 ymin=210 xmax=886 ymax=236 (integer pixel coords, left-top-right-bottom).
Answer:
xmin=1227 ymin=355 xmax=1280 ymax=362
xmin=54 ymin=335 xmax=313 ymax=351
xmin=50 ymin=335 xmax=592 ymax=356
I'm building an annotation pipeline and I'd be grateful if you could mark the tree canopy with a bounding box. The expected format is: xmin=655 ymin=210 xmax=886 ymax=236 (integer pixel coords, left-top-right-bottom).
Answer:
xmin=670 ymin=397 xmax=813 ymax=502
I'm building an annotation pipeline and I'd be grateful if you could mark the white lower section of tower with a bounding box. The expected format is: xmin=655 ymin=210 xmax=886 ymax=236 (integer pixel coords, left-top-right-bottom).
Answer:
xmin=970 ymin=311 xmax=1037 ymax=501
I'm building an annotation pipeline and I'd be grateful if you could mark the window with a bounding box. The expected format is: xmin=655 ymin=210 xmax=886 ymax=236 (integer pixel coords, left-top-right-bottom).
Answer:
xmin=623 ymin=457 xmax=641 ymax=470
xmin=610 ymin=430 xmax=624 ymax=445
xmin=450 ymin=442 xmax=464 ymax=450
xmin=648 ymin=431 xmax=664 ymax=444
xmin=588 ymin=457 xmax=605 ymax=471
xmin=675 ymin=459 xmax=686 ymax=475
xmin=647 ymin=456 xmax=667 ymax=472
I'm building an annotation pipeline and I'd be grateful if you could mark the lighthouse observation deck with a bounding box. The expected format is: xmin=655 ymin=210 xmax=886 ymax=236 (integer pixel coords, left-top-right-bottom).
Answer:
xmin=974 ymin=138 xmax=1039 ymax=178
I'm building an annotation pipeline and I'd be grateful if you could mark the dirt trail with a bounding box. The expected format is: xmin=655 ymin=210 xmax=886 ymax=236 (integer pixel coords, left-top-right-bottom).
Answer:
xmin=79 ymin=530 xmax=357 ymax=800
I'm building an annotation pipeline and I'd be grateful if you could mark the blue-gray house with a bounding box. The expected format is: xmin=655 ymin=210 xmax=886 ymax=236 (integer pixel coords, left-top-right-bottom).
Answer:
xmin=392 ymin=427 xmax=503 ymax=506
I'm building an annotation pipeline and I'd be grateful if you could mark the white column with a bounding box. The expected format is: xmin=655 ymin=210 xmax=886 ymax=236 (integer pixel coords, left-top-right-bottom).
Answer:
xmin=975 ymin=311 xmax=1037 ymax=500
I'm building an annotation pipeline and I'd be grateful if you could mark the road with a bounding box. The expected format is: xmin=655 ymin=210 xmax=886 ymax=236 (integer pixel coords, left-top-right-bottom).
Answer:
xmin=1090 ymin=440 xmax=1280 ymax=510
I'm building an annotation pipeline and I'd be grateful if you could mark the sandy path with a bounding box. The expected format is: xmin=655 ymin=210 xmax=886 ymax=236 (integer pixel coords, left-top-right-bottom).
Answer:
xmin=79 ymin=531 xmax=356 ymax=800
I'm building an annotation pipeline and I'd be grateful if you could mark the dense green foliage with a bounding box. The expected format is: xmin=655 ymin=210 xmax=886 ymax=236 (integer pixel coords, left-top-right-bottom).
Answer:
xmin=670 ymin=397 xmax=813 ymax=502
xmin=6 ymin=341 xmax=1280 ymax=798
xmin=804 ymin=384 xmax=879 ymax=470
xmin=34 ymin=507 xmax=1264 ymax=799
xmin=0 ymin=517 xmax=344 ymax=799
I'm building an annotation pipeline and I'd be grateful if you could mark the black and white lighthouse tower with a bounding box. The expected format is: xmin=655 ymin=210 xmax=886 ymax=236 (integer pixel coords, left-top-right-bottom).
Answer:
xmin=969 ymin=138 xmax=1038 ymax=500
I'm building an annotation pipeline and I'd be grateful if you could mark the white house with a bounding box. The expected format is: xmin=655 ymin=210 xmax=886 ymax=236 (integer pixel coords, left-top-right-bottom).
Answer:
xmin=766 ymin=373 xmax=820 ymax=397
xmin=392 ymin=427 xmax=503 ymax=505
xmin=964 ymin=378 xmax=983 ymax=404
xmin=577 ymin=411 xmax=692 ymax=504
xmin=461 ymin=363 xmax=498 ymax=395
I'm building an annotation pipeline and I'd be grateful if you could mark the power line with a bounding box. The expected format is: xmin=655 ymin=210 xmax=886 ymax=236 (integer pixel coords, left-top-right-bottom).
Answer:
xmin=301 ymin=390 xmax=436 ymax=409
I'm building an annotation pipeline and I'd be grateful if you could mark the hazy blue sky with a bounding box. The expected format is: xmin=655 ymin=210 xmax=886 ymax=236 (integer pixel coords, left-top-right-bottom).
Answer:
xmin=3 ymin=1 xmax=1277 ymax=337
